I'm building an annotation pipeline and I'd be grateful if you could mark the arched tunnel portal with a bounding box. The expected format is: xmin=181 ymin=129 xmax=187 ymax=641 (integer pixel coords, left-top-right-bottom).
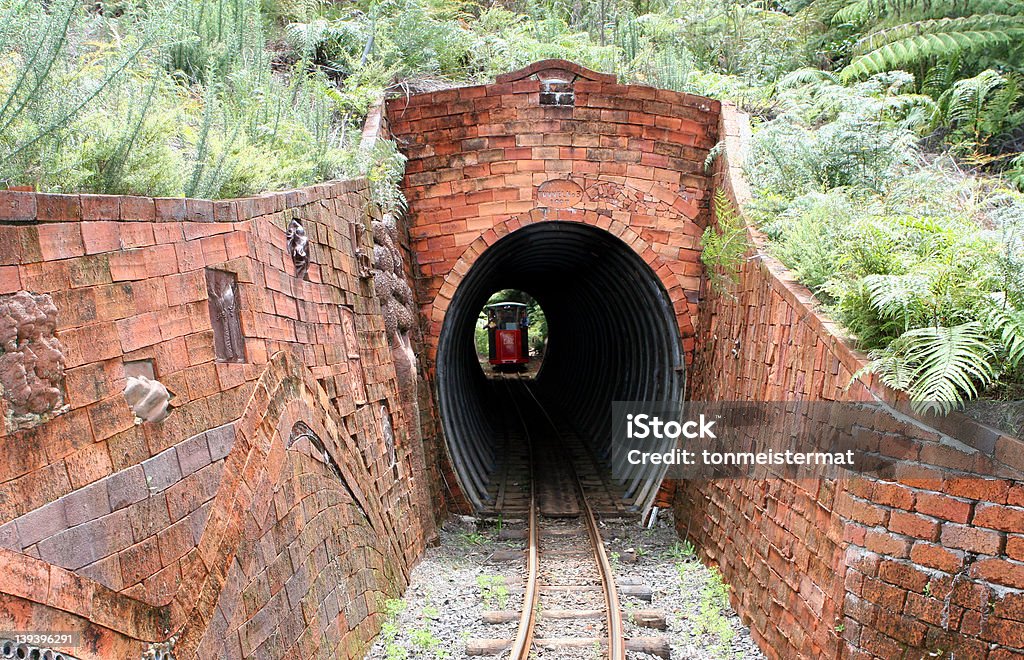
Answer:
xmin=436 ymin=220 xmax=686 ymax=513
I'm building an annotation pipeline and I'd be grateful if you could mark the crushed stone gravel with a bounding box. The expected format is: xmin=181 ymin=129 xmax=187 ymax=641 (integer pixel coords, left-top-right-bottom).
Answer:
xmin=365 ymin=514 xmax=766 ymax=660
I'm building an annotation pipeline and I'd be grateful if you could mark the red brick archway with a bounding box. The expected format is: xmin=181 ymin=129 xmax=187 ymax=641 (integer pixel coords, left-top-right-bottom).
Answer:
xmin=424 ymin=204 xmax=699 ymax=370
xmin=385 ymin=59 xmax=721 ymax=376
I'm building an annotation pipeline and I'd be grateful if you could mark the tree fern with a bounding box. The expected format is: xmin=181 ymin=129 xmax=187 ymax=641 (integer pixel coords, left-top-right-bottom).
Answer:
xmin=868 ymin=321 xmax=997 ymax=413
xmin=841 ymin=21 xmax=1024 ymax=80
xmin=832 ymin=0 xmax=1024 ymax=27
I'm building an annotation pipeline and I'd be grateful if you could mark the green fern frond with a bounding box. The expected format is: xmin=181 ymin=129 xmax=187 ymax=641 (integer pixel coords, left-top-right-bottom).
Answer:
xmin=985 ymin=304 xmax=1024 ymax=368
xmin=841 ymin=27 xmax=1024 ymax=80
xmin=921 ymin=55 xmax=962 ymax=97
xmin=833 ymin=0 xmax=1024 ymax=27
xmin=869 ymin=321 xmax=997 ymax=413
xmin=777 ymin=67 xmax=842 ymax=89
xmin=852 ymin=14 xmax=1024 ymax=54
xmin=864 ymin=273 xmax=933 ymax=324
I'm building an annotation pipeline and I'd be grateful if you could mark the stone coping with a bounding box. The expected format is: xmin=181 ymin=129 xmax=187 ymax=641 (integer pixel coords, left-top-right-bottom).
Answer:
xmin=0 ymin=178 xmax=370 ymax=225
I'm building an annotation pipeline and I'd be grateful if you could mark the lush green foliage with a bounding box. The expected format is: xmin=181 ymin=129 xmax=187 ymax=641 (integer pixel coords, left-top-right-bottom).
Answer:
xmin=0 ymin=0 xmax=356 ymax=197
xmin=701 ymin=189 xmax=751 ymax=293
xmin=748 ymin=72 xmax=1024 ymax=411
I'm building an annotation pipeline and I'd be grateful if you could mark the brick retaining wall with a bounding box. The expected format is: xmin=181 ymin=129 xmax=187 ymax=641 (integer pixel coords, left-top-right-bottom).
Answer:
xmin=675 ymin=103 xmax=1024 ymax=660
xmin=0 ymin=180 xmax=432 ymax=658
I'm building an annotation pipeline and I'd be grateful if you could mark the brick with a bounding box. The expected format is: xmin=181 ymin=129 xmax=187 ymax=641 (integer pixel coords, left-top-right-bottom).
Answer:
xmin=0 ymin=191 xmax=36 ymax=221
xmin=80 ymin=221 xmax=121 ymax=253
xmin=46 ymin=566 xmax=94 ymax=619
xmin=876 ymin=613 xmax=926 ymax=646
xmin=944 ymin=477 xmax=1010 ymax=504
xmin=879 ymin=559 xmax=930 ymax=592
xmin=109 ymin=249 xmax=148 ymax=281
xmin=1010 ymin=484 xmax=1024 ymax=507
xmin=973 ymin=503 xmax=1024 ymax=533
xmin=982 ymin=616 xmax=1024 ymax=647
xmin=87 ymin=395 xmax=134 ymax=441
xmin=116 ymin=312 xmax=162 ymax=352
xmin=36 ymin=193 xmax=81 ymax=221
xmin=67 ymin=255 xmax=112 ymax=288
xmin=155 ymin=198 xmax=186 ymax=221
xmin=64 ymin=442 xmax=113 ymax=489
xmin=993 ymin=592 xmax=1024 ymax=622
xmin=119 ymin=536 xmax=161 ymax=585
xmin=165 ymin=271 xmax=208 ymax=307
xmin=206 ymin=423 xmax=236 ymax=461
xmin=63 ymin=480 xmax=111 ymax=526
xmin=15 ymin=500 xmax=68 ymax=546
xmin=841 ymin=494 xmax=889 ymax=527
xmin=106 ymin=465 xmax=149 ymax=510
xmin=940 ymin=523 xmax=1003 ymax=555
xmin=888 ymin=510 xmax=940 ymax=541
xmin=157 ymin=517 xmax=194 ymax=565
xmin=145 ymin=243 xmax=179 ymax=277
xmin=119 ymin=196 xmax=155 ymax=221
xmin=862 ymin=577 xmax=907 ymax=612
xmin=77 ymin=553 xmax=122 ymax=592
xmin=80 ymin=195 xmax=120 ymax=221
xmin=0 ymin=265 xmax=20 ymax=293
xmin=126 ymin=497 xmax=170 ymax=540
xmin=910 ymin=542 xmax=964 ymax=573
xmin=972 ymin=558 xmax=1024 ymax=590
xmin=177 ymin=431 xmax=212 ymax=477
xmin=1009 ymin=535 xmax=1024 ymax=562
xmin=165 ymin=475 xmax=204 ymax=524
xmin=864 ymin=530 xmax=911 ymax=558
xmin=142 ymin=447 xmax=182 ymax=493
xmin=63 ymin=359 xmax=124 ymax=409
xmin=119 ymin=222 xmax=155 ymax=248
xmin=0 ymin=225 xmax=41 ymax=266
xmin=0 ymin=522 xmax=20 ymax=550
xmin=37 ymin=222 xmax=85 ymax=260
xmin=0 ymin=551 xmax=49 ymax=601
xmin=914 ymin=491 xmax=972 ymax=523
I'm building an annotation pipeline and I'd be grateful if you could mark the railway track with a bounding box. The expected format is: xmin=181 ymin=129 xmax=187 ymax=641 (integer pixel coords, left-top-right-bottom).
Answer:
xmin=467 ymin=376 xmax=668 ymax=659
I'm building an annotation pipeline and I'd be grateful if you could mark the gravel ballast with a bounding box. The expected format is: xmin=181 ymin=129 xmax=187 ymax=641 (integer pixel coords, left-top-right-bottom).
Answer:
xmin=365 ymin=514 xmax=766 ymax=660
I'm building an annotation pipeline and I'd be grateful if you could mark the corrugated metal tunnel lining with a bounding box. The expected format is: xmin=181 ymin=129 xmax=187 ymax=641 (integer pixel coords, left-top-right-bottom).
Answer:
xmin=436 ymin=221 xmax=685 ymax=512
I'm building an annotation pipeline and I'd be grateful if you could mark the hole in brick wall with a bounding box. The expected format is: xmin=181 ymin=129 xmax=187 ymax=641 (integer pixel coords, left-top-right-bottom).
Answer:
xmin=205 ymin=269 xmax=246 ymax=363
xmin=124 ymin=359 xmax=155 ymax=380
xmin=540 ymin=80 xmax=574 ymax=106
xmin=436 ymin=222 xmax=684 ymax=512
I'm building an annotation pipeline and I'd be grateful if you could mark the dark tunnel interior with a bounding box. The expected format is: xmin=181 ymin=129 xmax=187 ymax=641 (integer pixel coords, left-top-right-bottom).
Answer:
xmin=436 ymin=221 xmax=686 ymax=512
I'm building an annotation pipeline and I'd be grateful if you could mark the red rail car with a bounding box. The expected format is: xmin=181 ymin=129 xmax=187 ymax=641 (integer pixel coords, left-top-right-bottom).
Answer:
xmin=486 ymin=302 xmax=530 ymax=370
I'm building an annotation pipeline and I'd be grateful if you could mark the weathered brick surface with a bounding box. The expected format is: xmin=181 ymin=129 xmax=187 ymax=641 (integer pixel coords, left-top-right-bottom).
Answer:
xmin=0 ymin=173 xmax=432 ymax=657
xmin=675 ymin=104 xmax=1024 ymax=660
xmin=385 ymin=59 xmax=719 ymax=384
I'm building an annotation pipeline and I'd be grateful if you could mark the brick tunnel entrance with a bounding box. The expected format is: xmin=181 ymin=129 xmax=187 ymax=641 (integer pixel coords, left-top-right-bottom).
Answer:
xmin=436 ymin=221 xmax=684 ymax=513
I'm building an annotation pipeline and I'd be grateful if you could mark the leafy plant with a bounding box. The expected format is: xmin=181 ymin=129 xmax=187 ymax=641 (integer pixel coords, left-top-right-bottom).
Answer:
xmin=701 ymin=189 xmax=751 ymax=294
xmin=824 ymin=0 xmax=1024 ymax=81
xmin=476 ymin=574 xmax=509 ymax=609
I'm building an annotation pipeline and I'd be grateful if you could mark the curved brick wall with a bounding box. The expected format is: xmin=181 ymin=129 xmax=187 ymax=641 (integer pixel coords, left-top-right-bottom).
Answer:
xmin=0 ymin=179 xmax=434 ymax=658
xmin=675 ymin=103 xmax=1024 ymax=659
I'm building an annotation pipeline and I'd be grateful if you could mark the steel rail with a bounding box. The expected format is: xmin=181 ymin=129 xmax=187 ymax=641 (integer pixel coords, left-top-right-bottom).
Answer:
xmin=502 ymin=376 xmax=539 ymax=660
xmin=513 ymin=377 xmax=627 ymax=660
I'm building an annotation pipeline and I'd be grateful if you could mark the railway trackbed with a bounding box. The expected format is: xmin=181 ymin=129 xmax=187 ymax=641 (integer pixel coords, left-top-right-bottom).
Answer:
xmin=465 ymin=377 xmax=671 ymax=659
